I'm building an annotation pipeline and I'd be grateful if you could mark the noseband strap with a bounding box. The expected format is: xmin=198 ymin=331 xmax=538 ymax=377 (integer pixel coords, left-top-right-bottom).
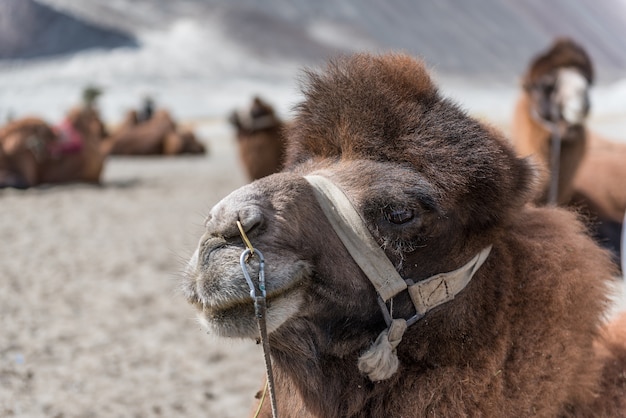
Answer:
xmin=305 ymin=174 xmax=407 ymax=301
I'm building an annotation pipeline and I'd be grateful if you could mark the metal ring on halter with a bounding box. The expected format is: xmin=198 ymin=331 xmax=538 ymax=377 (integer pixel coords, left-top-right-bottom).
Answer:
xmin=239 ymin=248 xmax=266 ymax=299
xmin=377 ymin=295 xmax=424 ymax=328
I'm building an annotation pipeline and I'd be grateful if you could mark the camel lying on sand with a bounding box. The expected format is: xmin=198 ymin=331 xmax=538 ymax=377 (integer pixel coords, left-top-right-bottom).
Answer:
xmin=511 ymin=37 xmax=625 ymax=264
xmin=0 ymin=107 xmax=107 ymax=188
xmin=183 ymin=54 xmax=626 ymax=417
xmin=103 ymin=109 xmax=206 ymax=156
xmin=229 ymin=96 xmax=287 ymax=181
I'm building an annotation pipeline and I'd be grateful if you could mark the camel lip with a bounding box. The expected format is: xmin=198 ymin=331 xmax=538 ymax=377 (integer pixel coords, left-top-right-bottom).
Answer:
xmin=187 ymin=261 xmax=310 ymax=315
xmin=184 ymin=239 xmax=311 ymax=318
xmin=191 ymin=277 xmax=304 ymax=315
xmin=199 ymin=238 xmax=239 ymax=261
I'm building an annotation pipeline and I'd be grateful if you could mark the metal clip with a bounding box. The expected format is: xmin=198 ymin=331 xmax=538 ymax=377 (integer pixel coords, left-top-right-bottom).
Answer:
xmin=240 ymin=248 xmax=266 ymax=299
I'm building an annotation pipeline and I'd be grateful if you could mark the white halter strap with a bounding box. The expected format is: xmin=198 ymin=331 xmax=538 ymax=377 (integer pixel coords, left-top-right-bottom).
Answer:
xmin=305 ymin=174 xmax=407 ymax=301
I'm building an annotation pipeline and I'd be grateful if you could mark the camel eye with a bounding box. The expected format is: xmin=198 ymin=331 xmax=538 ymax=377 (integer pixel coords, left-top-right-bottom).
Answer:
xmin=385 ymin=208 xmax=414 ymax=225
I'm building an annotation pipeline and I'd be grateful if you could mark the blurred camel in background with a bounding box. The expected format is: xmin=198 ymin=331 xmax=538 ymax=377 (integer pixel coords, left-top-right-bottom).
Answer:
xmin=102 ymin=98 xmax=206 ymax=156
xmin=510 ymin=37 xmax=625 ymax=266
xmin=511 ymin=37 xmax=593 ymax=206
xmin=229 ymin=96 xmax=287 ymax=181
xmin=0 ymin=107 xmax=107 ymax=188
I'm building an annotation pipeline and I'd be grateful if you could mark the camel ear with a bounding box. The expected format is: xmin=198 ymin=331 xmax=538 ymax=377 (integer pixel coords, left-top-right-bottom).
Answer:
xmin=468 ymin=150 xmax=538 ymax=230
xmin=465 ymin=126 xmax=539 ymax=229
xmin=489 ymin=120 xmax=539 ymax=207
xmin=511 ymin=154 xmax=541 ymax=206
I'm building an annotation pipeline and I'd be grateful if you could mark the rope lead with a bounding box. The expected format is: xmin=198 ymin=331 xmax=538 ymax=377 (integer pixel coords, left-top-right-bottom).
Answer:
xmin=238 ymin=222 xmax=278 ymax=418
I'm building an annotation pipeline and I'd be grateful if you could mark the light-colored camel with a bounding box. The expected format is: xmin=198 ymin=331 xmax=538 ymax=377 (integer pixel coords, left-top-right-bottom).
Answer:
xmin=229 ymin=96 xmax=287 ymax=181
xmin=511 ymin=37 xmax=625 ymax=265
xmin=510 ymin=37 xmax=594 ymax=205
xmin=183 ymin=54 xmax=626 ymax=417
xmin=0 ymin=107 xmax=107 ymax=188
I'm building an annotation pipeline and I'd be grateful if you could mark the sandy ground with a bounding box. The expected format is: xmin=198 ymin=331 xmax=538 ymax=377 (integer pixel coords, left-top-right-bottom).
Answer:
xmin=0 ymin=121 xmax=267 ymax=418
xmin=1 ymin=118 xmax=624 ymax=418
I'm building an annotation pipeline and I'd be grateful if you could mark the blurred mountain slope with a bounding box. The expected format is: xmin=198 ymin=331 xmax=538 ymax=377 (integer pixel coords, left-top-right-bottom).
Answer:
xmin=0 ymin=0 xmax=137 ymax=59
xmin=0 ymin=0 xmax=625 ymax=126
xmin=25 ymin=0 xmax=626 ymax=82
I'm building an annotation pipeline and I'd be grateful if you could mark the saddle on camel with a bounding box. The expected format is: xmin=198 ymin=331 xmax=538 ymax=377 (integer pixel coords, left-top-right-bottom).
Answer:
xmin=510 ymin=37 xmax=625 ymax=266
xmin=0 ymin=107 xmax=107 ymax=188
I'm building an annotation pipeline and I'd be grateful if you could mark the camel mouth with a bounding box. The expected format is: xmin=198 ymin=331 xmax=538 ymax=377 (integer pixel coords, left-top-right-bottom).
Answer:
xmin=191 ymin=270 xmax=307 ymax=314
xmin=183 ymin=241 xmax=311 ymax=338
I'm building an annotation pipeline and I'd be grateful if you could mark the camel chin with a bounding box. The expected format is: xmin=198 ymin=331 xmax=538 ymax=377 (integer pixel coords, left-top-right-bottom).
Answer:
xmin=184 ymin=244 xmax=311 ymax=339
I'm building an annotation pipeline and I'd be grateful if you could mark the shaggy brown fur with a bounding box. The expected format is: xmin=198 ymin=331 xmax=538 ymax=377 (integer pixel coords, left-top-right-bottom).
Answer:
xmin=0 ymin=109 xmax=106 ymax=188
xmin=184 ymin=54 xmax=626 ymax=417
xmin=229 ymin=96 xmax=287 ymax=181
xmin=103 ymin=109 xmax=206 ymax=156
xmin=510 ymin=38 xmax=593 ymax=205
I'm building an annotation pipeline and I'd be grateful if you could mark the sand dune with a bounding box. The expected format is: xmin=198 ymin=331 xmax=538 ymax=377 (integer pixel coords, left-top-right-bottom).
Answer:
xmin=0 ymin=122 xmax=268 ymax=418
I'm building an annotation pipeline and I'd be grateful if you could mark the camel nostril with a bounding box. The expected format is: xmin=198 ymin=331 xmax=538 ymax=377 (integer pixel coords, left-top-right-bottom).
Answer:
xmin=235 ymin=206 xmax=264 ymax=240
xmin=204 ymin=201 xmax=265 ymax=243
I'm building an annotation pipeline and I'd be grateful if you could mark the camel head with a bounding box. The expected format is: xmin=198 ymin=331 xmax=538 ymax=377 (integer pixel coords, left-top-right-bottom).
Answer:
xmin=184 ymin=54 xmax=535 ymax=365
xmin=523 ymin=38 xmax=594 ymax=127
xmin=228 ymin=96 xmax=281 ymax=134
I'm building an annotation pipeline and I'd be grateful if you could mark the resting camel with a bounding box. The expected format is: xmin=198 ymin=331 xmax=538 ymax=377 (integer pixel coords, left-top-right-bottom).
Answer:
xmin=511 ymin=37 xmax=625 ymax=264
xmin=0 ymin=107 xmax=107 ymax=188
xmin=183 ymin=54 xmax=626 ymax=417
xmin=229 ymin=96 xmax=287 ymax=181
xmin=103 ymin=109 xmax=206 ymax=156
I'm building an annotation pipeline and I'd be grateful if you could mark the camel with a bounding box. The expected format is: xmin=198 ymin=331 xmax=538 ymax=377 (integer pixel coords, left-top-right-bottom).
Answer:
xmin=510 ymin=37 xmax=594 ymax=206
xmin=103 ymin=109 xmax=206 ymax=156
xmin=229 ymin=96 xmax=287 ymax=181
xmin=0 ymin=107 xmax=107 ymax=188
xmin=511 ymin=37 xmax=625 ymax=265
xmin=183 ymin=54 xmax=626 ymax=417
